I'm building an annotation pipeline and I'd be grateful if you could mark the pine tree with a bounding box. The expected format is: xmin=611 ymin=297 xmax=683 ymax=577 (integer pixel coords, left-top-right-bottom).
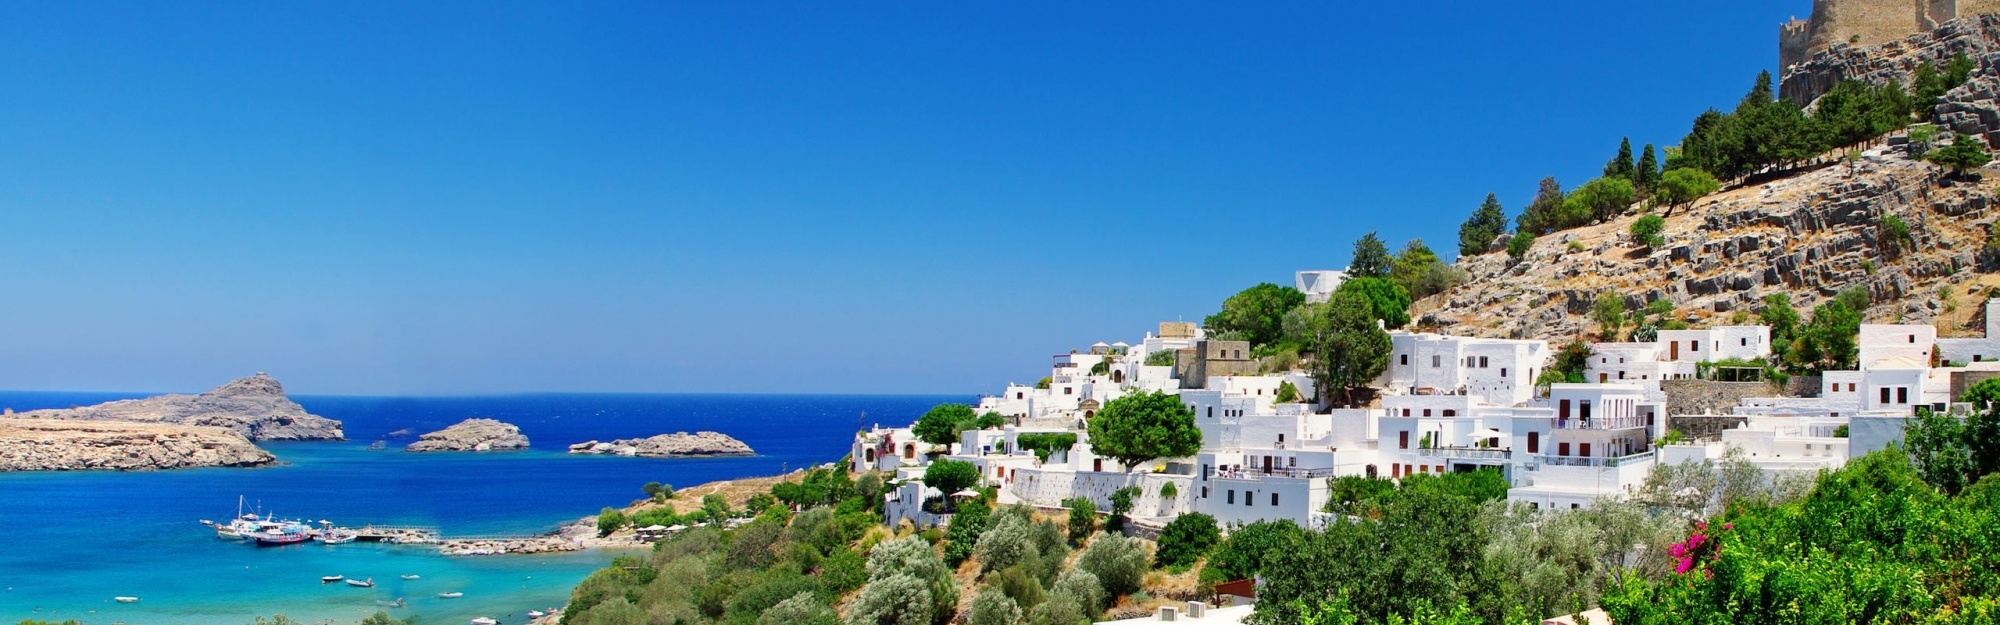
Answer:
xmin=1456 ymin=193 xmax=1508 ymax=256
xmin=1515 ymin=177 xmax=1564 ymax=236
xmin=1349 ymin=232 xmax=1392 ymax=278
xmin=1604 ymin=137 xmax=1635 ymax=181
xmin=1635 ymin=144 xmax=1660 ymax=193
xmin=1738 ymin=70 xmax=1774 ymax=112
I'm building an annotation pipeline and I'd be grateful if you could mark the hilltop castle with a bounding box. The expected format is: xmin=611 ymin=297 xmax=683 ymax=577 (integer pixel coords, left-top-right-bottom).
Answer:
xmin=1781 ymin=0 xmax=2000 ymax=68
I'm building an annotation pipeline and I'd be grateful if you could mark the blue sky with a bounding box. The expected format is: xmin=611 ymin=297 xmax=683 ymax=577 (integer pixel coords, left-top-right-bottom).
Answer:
xmin=0 ymin=2 xmax=1806 ymax=396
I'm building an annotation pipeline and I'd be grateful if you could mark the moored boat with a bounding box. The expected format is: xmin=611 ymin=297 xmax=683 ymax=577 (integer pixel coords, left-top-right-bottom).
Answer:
xmin=321 ymin=575 xmax=344 ymax=583
xmin=528 ymin=610 xmax=546 ymax=618
xmin=318 ymin=530 xmax=357 ymax=544
xmin=470 ymin=618 xmax=497 ymax=625
xmin=437 ymin=591 xmax=464 ymax=599
xmin=346 ymin=577 xmax=374 ymax=588
xmin=399 ymin=574 xmax=420 ymax=580
xmin=113 ymin=596 xmax=139 ymax=603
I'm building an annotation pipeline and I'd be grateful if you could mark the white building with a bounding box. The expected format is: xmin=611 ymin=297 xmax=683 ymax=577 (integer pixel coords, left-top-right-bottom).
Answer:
xmin=1295 ymin=269 xmax=1347 ymax=304
xmin=1380 ymin=332 xmax=1548 ymax=406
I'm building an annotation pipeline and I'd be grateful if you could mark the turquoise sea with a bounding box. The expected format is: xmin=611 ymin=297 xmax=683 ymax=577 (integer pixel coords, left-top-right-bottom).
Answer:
xmin=0 ymin=392 xmax=955 ymax=625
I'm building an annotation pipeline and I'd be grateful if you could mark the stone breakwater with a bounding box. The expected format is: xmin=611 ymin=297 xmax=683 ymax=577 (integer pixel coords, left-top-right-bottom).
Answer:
xmin=437 ymin=536 xmax=581 ymax=556
xmin=0 ymin=418 xmax=276 ymax=471
xmin=568 ymin=431 xmax=754 ymax=457
xmin=405 ymin=418 xmax=530 ymax=452
xmin=8 ymin=373 xmax=344 ymax=441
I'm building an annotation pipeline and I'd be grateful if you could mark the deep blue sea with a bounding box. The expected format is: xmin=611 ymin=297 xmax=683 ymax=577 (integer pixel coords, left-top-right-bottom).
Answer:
xmin=0 ymin=392 xmax=956 ymax=625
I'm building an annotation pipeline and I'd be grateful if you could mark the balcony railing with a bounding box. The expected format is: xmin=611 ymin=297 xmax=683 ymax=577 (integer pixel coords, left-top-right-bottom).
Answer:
xmin=1532 ymin=450 xmax=1656 ymax=468
xmin=1552 ymin=415 xmax=1649 ymax=430
xmin=1214 ymin=467 xmax=1340 ymax=481
xmin=1417 ymin=446 xmax=1511 ymax=461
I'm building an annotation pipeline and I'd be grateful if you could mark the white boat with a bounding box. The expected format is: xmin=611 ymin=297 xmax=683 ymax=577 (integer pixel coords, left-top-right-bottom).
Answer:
xmin=321 ymin=575 xmax=344 ymax=583
xmin=319 ymin=530 xmax=357 ymax=545
xmin=528 ymin=610 xmax=546 ymax=618
xmin=346 ymin=578 xmax=374 ymax=588
xmin=399 ymin=574 xmax=420 ymax=580
xmin=113 ymin=596 xmax=139 ymax=603
xmin=471 ymin=618 xmax=498 ymax=625
xmin=437 ymin=591 xmax=464 ymax=599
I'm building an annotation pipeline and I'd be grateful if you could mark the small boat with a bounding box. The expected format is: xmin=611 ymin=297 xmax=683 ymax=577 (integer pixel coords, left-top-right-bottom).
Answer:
xmin=528 ymin=610 xmax=546 ymax=618
xmin=346 ymin=578 xmax=374 ymax=588
xmin=437 ymin=591 xmax=464 ymax=599
xmin=399 ymin=574 xmax=420 ymax=580
xmin=321 ymin=575 xmax=344 ymax=583
xmin=471 ymin=618 xmax=498 ymax=625
xmin=319 ymin=530 xmax=357 ymax=545
xmin=113 ymin=596 xmax=139 ymax=603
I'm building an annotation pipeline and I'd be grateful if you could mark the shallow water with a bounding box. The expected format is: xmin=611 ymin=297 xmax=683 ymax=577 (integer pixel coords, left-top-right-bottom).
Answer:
xmin=0 ymin=392 xmax=956 ymax=624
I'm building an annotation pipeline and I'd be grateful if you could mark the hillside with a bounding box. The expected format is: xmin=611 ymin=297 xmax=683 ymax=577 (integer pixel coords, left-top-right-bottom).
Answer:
xmin=1419 ymin=16 xmax=2000 ymax=342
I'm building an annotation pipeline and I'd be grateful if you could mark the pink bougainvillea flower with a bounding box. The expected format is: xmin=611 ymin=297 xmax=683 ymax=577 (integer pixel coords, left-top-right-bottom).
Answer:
xmin=1669 ymin=543 xmax=1688 ymax=558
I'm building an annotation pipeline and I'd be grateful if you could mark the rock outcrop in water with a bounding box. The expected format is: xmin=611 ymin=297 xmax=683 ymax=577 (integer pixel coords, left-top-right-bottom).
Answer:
xmin=0 ymin=418 xmax=276 ymax=471
xmin=405 ymin=418 xmax=530 ymax=452
xmin=568 ymin=431 xmax=754 ymax=457
xmin=7 ymin=373 xmax=344 ymax=441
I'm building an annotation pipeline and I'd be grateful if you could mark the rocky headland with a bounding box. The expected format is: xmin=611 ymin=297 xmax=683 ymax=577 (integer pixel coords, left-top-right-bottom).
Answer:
xmin=0 ymin=418 xmax=276 ymax=471
xmin=405 ymin=418 xmax=530 ymax=452
xmin=567 ymin=431 xmax=754 ymax=457
xmin=7 ymin=373 xmax=344 ymax=441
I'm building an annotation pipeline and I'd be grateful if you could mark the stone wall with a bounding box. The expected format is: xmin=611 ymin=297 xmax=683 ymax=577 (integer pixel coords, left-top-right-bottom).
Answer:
xmin=1780 ymin=0 xmax=2000 ymax=71
xmin=1663 ymin=380 xmax=1786 ymax=417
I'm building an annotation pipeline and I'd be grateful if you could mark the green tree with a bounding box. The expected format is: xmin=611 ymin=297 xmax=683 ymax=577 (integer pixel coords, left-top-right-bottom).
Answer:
xmin=1076 ymin=531 xmax=1149 ymax=598
xmin=1153 ymin=512 xmax=1221 ymax=569
xmin=761 ymin=592 xmax=841 ymax=625
xmin=1957 ymin=378 xmax=2000 ymax=482
xmin=1564 ymin=176 xmax=1637 ymax=225
xmin=1603 ymin=137 xmax=1635 ymax=181
xmin=1064 ymin=498 xmax=1097 ymax=546
xmin=1907 ymin=408 xmax=1974 ymax=495
xmin=1085 ymin=391 xmax=1202 ymax=470
xmin=1274 ymin=380 xmax=1300 ymax=404
xmin=966 ymin=587 xmax=1024 ymax=625
xmin=1350 ymin=232 xmax=1393 ymax=278
xmin=1516 ymin=177 xmax=1565 ymax=235
xmin=912 ymin=403 xmax=977 ymax=446
xmin=942 ymin=499 xmax=991 ymax=566
xmin=596 ymin=506 xmax=626 ymax=537
xmin=1389 ymin=239 xmax=1459 ymax=299
xmin=702 ymin=493 xmax=730 ymax=519
xmin=1506 ymin=230 xmax=1535 ymax=262
xmin=1296 ymin=293 xmax=1393 ymax=407
xmin=923 ymin=459 xmax=981 ymax=497
xmin=1457 ymin=193 xmax=1509 ymax=256
xmin=1591 ymin=292 xmax=1628 ymax=341
xmin=1634 ymin=143 xmax=1660 ymax=192
xmin=1762 ymin=293 xmax=1801 ymax=355
xmin=1202 ymin=519 xmax=1307 ymax=583
xmin=1106 ymin=486 xmax=1140 ymax=532
xmin=1331 ymin=276 xmax=1412 ymax=329
xmin=1925 ymin=133 xmax=1993 ymax=177
xmin=846 ymin=573 xmax=933 ymax=625
xmin=1629 ymin=214 xmax=1666 ymax=248
xmin=1205 ymin=283 xmax=1307 ymax=348
xmin=1654 ymin=168 xmax=1719 ymax=218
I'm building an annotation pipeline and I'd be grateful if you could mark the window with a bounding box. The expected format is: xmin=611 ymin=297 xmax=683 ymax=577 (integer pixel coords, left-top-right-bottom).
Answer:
xmin=1690 ymin=341 xmax=1699 ymax=352
xmin=1289 ymin=456 xmax=1296 ymax=467
xmin=1226 ymin=490 xmax=1234 ymax=504
xmin=1480 ymin=356 xmax=1489 ymax=368
xmin=1559 ymin=400 xmax=1571 ymax=420
xmin=1202 ymin=487 xmax=1209 ymax=498
xmin=1559 ymin=442 xmax=1571 ymax=456
xmin=1401 ymin=354 xmax=1409 ymax=366
xmin=1501 ymin=368 xmax=1508 ymax=378
xmin=1419 ymin=465 xmax=1429 ymax=473
xmin=1880 ymin=388 xmax=1891 ymax=404
xmin=1571 ymin=503 xmax=1581 ymax=510
xmin=1580 ymin=401 xmax=1593 ymax=420
xmin=1392 ymin=464 xmax=1401 ymax=478
xmin=1897 ymin=387 xmax=1908 ymax=404
xmin=1432 ymin=355 xmax=1441 ymax=367
xmin=1245 ymin=491 xmax=1253 ymax=506
xmin=1580 ymin=442 xmax=1592 ymax=457
xmin=1401 ymin=409 xmax=1410 ymax=416
xmin=1909 ymin=334 xmax=1916 ymax=344
xmin=1527 ymin=432 xmax=1539 ymax=454
xmin=1442 ymin=409 xmax=1456 ymax=417
xmin=1741 ymin=337 xmax=1748 ymax=346
xmin=1399 ymin=431 xmax=1410 ymax=449
xmin=1208 ymin=407 xmax=1214 ymax=418
xmin=1064 ymin=387 xmax=1072 ymax=395
xmin=1271 ymin=492 xmax=1279 ymax=506
xmin=1423 ymin=409 xmax=1432 ymax=417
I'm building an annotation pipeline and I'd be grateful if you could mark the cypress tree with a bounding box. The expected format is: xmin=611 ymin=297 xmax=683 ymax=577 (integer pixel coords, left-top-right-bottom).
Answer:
xmin=1457 ymin=193 xmax=1509 ymax=256
xmin=1604 ymin=137 xmax=1635 ymax=181
xmin=1635 ymin=144 xmax=1659 ymax=193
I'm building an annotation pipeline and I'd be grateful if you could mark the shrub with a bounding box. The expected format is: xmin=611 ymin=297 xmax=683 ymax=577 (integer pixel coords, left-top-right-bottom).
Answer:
xmin=975 ymin=512 xmax=1036 ymax=574
xmin=1630 ymin=214 xmax=1666 ymax=247
xmin=993 ymin=563 xmax=1048 ymax=611
xmin=942 ymin=501 xmax=991 ymax=567
xmin=1051 ymin=568 xmax=1106 ymax=614
xmin=702 ymin=494 xmax=731 ymax=520
xmin=844 ymin=573 xmax=932 ymax=625
xmin=1567 ymin=240 xmax=1586 ymax=253
xmin=1143 ymin=350 xmax=1176 ymax=366
xmin=818 ymin=548 xmax=868 ymax=597
xmin=1025 ymin=591 xmax=1087 ymax=625
xmin=1880 ymin=213 xmax=1915 ymax=257
xmin=1076 ymin=532 xmax=1149 ymax=598
xmin=1159 ymin=481 xmax=1178 ymax=499
xmin=1202 ymin=519 xmax=1306 ymax=583
xmin=1273 ymin=380 xmax=1300 ymax=403
xmin=967 ymin=587 xmax=1025 ymax=625
xmin=760 ymin=591 xmax=840 ymax=625
xmin=1153 ymin=512 xmax=1221 ymax=569
xmin=1507 ymin=231 xmax=1535 ymax=261
xmin=1064 ymin=498 xmax=1097 ymax=546
xmin=1016 ymin=433 xmax=1077 ymax=462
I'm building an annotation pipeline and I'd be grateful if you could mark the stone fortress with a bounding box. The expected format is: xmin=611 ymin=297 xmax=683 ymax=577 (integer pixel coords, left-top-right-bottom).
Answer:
xmin=1781 ymin=0 xmax=2000 ymax=69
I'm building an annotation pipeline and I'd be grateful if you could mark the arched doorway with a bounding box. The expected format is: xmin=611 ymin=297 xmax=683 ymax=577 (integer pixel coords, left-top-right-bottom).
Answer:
xmin=865 ymin=448 xmax=876 ymax=463
xmin=1084 ymin=410 xmax=1095 ymax=419
xmin=1365 ymin=465 xmax=1378 ymax=479
xmin=903 ymin=443 xmax=915 ymax=459
xmin=1112 ymin=370 xmax=1125 ymax=383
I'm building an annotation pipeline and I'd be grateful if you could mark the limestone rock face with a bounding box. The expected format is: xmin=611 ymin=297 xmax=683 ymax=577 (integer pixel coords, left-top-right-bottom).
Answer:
xmin=405 ymin=418 xmax=529 ymax=452
xmin=9 ymin=374 xmax=343 ymax=441
xmin=1426 ymin=145 xmax=1996 ymax=340
xmin=568 ymin=431 xmax=754 ymax=458
xmin=0 ymin=418 xmax=277 ymax=471
xmin=1781 ymin=14 xmax=2000 ymax=149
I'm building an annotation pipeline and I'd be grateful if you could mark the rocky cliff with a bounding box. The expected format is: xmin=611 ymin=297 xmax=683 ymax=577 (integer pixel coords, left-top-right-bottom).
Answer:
xmin=568 ymin=432 xmax=754 ymax=457
xmin=0 ymin=418 xmax=277 ymax=471
xmin=406 ymin=418 xmax=530 ymax=452
xmin=9 ymin=374 xmax=343 ymax=441
xmin=1424 ymin=144 xmax=1998 ymax=339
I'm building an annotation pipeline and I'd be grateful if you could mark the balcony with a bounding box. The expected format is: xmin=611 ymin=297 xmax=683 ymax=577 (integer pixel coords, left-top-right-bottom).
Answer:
xmin=1531 ymin=450 xmax=1655 ymax=468
xmin=1417 ymin=446 xmax=1511 ymax=461
xmin=1214 ymin=467 xmax=1340 ymax=481
xmin=1551 ymin=415 xmax=1650 ymax=430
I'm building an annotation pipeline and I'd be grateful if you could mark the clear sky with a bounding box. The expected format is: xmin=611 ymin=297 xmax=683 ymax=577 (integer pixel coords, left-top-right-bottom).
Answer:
xmin=0 ymin=2 xmax=1810 ymax=396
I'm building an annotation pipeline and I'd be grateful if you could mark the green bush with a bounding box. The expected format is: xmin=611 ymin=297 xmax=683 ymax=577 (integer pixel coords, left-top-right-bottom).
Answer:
xmin=975 ymin=512 xmax=1036 ymax=574
xmin=844 ymin=573 xmax=932 ymax=625
xmin=1064 ymin=498 xmax=1097 ymax=546
xmin=596 ymin=507 xmax=626 ymax=537
xmin=1202 ymin=519 xmax=1306 ymax=583
xmin=1630 ymin=214 xmax=1666 ymax=248
xmin=1507 ymin=231 xmax=1535 ymax=261
xmin=1153 ymin=512 xmax=1220 ymax=569
xmin=993 ymin=563 xmax=1048 ymax=610
xmin=1159 ymin=481 xmax=1178 ymax=499
xmin=758 ymin=591 xmax=840 ymax=625
xmin=1051 ymin=568 xmax=1106 ymax=615
xmin=942 ymin=501 xmax=991 ymax=567
xmin=1077 ymin=531 xmax=1149 ymax=598
xmin=923 ymin=459 xmax=981 ymax=497
xmin=967 ymin=587 xmax=1025 ymax=625
xmin=1016 ymin=433 xmax=1077 ymax=462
